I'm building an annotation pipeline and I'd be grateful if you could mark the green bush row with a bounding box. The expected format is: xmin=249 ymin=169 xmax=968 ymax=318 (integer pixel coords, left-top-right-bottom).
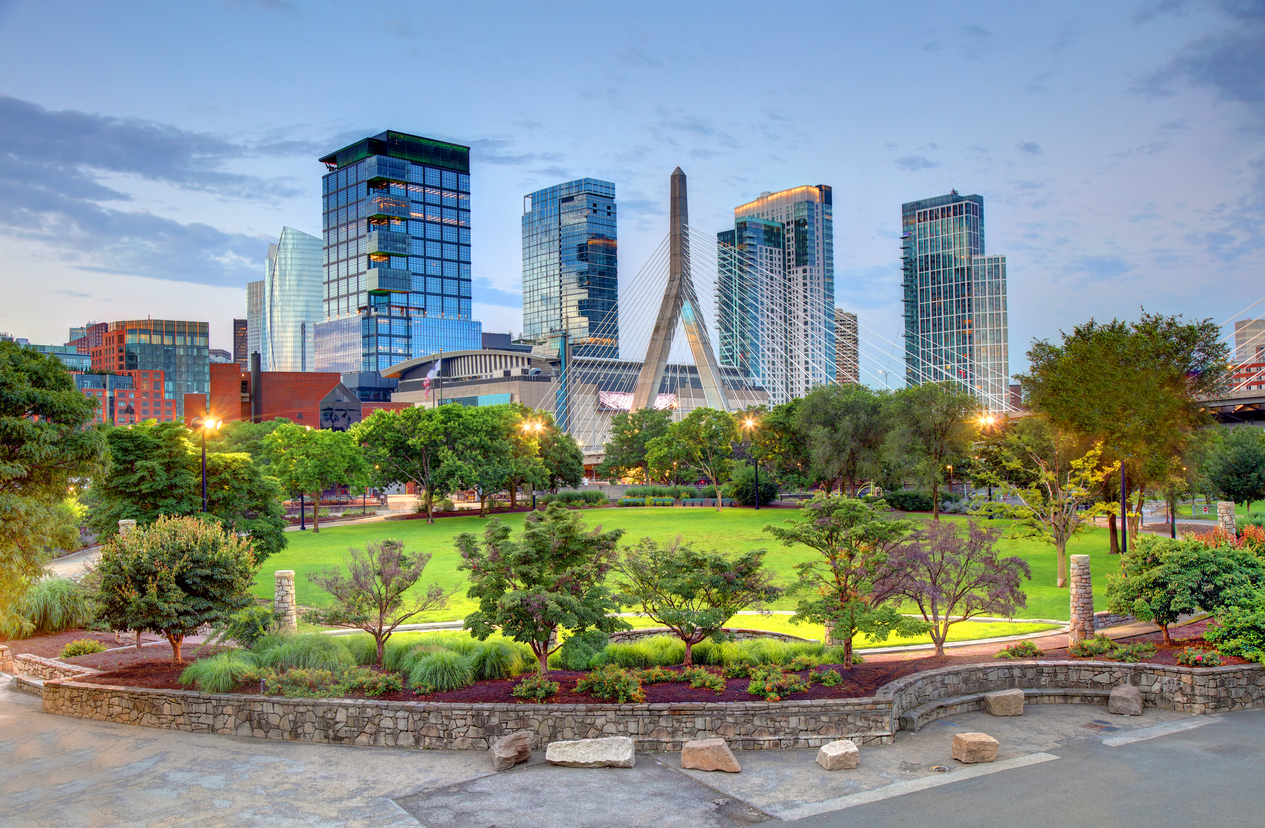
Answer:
xmin=538 ymin=490 xmax=607 ymax=506
xmin=547 ymin=634 xmax=861 ymax=671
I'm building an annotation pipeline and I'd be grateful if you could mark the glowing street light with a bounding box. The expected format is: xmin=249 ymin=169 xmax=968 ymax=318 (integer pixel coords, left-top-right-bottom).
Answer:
xmin=742 ymin=416 xmax=761 ymax=510
xmin=189 ymin=415 xmax=221 ymax=512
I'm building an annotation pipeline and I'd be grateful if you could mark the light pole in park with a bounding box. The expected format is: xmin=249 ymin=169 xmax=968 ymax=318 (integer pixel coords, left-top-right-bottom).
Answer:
xmin=946 ymin=464 xmax=954 ymax=500
xmin=189 ymin=416 xmax=221 ymax=512
xmin=520 ymin=418 xmax=544 ymax=509
xmin=742 ymin=416 xmax=761 ymax=510
xmin=977 ymin=413 xmax=998 ymax=515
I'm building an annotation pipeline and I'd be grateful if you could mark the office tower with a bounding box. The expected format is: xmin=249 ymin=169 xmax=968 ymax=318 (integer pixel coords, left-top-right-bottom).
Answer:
xmin=834 ymin=309 xmax=859 ymax=385
xmin=313 ymin=130 xmax=481 ymax=373
xmin=73 ymin=370 xmax=177 ymax=425
xmin=233 ymin=319 xmax=248 ymax=367
xmin=521 ymin=179 xmax=617 ymax=358
xmin=901 ymin=191 xmax=1009 ymax=411
xmin=262 ymin=226 xmax=323 ymax=372
xmin=87 ymin=319 xmax=209 ymax=417
xmin=716 ymin=185 xmax=835 ymax=405
xmin=246 ymin=280 xmax=264 ymax=363
xmin=1235 ymin=318 xmax=1265 ymax=363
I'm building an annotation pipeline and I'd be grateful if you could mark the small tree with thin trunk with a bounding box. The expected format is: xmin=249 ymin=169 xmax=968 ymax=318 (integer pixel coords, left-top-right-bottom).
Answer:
xmin=456 ymin=502 xmax=626 ymax=674
xmin=898 ymin=519 xmax=1031 ymax=656
xmin=616 ymin=537 xmax=782 ymax=666
xmin=95 ymin=515 xmax=257 ymax=663
xmin=647 ymin=407 xmax=737 ymax=511
xmin=305 ymin=539 xmax=447 ymax=665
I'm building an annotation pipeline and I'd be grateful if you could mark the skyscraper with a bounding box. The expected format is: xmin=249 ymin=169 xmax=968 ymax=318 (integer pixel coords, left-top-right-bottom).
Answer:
xmin=87 ymin=319 xmax=209 ymax=417
xmin=900 ymin=191 xmax=1009 ymax=411
xmin=313 ymin=130 xmax=481 ymax=373
xmin=246 ymin=280 xmax=264 ymax=363
xmin=521 ymin=179 xmax=618 ymax=358
xmin=834 ymin=309 xmax=859 ymax=385
xmin=716 ymin=185 xmax=835 ymax=405
xmin=1235 ymin=318 xmax=1265 ymax=363
xmin=232 ymin=318 xmax=248 ymax=368
xmin=263 ymin=226 xmax=323 ymax=372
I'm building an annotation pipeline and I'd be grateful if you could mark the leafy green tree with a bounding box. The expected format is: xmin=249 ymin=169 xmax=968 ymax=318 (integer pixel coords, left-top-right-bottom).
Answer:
xmin=352 ymin=407 xmax=450 ymax=523
xmin=208 ymin=419 xmax=288 ymax=467
xmin=888 ymin=382 xmax=980 ymax=519
xmin=797 ymin=385 xmax=892 ymax=495
xmin=502 ymin=403 xmax=550 ymax=508
xmin=203 ymin=452 xmax=287 ymax=565
xmin=0 ymin=342 xmax=108 ymax=629
xmin=728 ymin=461 xmax=780 ymax=507
xmin=456 ymin=502 xmax=626 ymax=674
xmin=538 ymin=414 xmax=585 ymax=492
xmin=265 ymin=423 xmax=368 ymax=532
xmin=764 ymin=493 xmax=925 ymax=668
xmin=305 ymin=539 xmax=447 ymax=665
xmin=747 ymin=400 xmax=811 ymax=488
xmin=647 ymin=407 xmax=738 ymax=511
xmin=1206 ymin=427 xmax=1265 ymax=507
xmin=440 ymin=406 xmax=520 ymax=516
xmin=1106 ymin=535 xmax=1264 ymax=644
xmin=616 ymin=538 xmax=781 ymax=665
xmin=598 ymin=408 xmax=672 ymax=483
xmin=94 ymin=515 xmax=258 ymax=662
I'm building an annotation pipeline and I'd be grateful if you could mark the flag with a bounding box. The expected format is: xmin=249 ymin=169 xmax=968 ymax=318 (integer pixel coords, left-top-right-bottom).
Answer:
xmin=424 ymin=359 xmax=441 ymax=398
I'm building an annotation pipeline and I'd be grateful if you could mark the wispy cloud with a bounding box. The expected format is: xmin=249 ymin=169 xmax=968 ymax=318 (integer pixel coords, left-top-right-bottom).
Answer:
xmin=894 ymin=155 xmax=940 ymax=171
xmin=1016 ymin=141 xmax=1043 ymax=156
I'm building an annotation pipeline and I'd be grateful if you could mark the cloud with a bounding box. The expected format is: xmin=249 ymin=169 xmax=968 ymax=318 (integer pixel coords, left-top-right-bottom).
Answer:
xmin=894 ymin=155 xmax=940 ymax=171
xmin=473 ymin=278 xmax=523 ymax=309
xmin=616 ymin=46 xmax=663 ymax=68
xmin=466 ymin=137 xmax=562 ymax=167
xmin=52 ymin=289 xmax=94 ymax=299
xmin=1016 ymin=141 xmax=1043 ymax=156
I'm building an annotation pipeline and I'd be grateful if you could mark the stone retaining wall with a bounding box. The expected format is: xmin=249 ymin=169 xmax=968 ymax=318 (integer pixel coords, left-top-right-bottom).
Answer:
xmin=40 ymin=681 xmax=894 ymax=751
xmin=14 ymin=654 xmax=101 ymax=682
xmin=0 ymin=644 xmax=13 ymax=674
xmin=607 ymin=627 xmax=813 ymax=644
xmin=1093 ymin=611 xmax=1135 ymax=630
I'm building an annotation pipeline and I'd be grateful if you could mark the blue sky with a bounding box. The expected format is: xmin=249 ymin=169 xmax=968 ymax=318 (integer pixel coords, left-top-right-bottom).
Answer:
xmin=1 ymin=0 xmax=1262 ymax=385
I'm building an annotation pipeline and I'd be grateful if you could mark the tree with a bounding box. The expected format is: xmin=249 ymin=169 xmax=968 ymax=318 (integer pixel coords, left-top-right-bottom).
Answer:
xmin=455 ymin=502 xmax=626 ymax=674
xmin=598 ymin=408 xmax=672 ymax=483
xmin=616 ymin=538 xmax=782 ymax=665
xmin=202 ymin=452 xmax=288 ymax=565
xmin=1106 ymin=535 xmax=1264 ymax=644
xmin=352 ymin=407 xmax=450 ymax=523
xmin=209 ymin=419 xmax=288 ymax=467
xmin=1206 ymin=427 xmax=1265 ymax=507
xmin=440 ymin=406 xmax=520 ymax=516
xmin=539 ymin=416 xmax=585 ymax=492
xmin=980 ymin=422 xmax=1118 ymax=587
xmin=0 ymin=342 xmax=108 ymax=630
xmin=889 ymin=382 xmax=979 ymax=518
xmin=265 ymin=423 xmax=368 ymax=532
xmin=728 ymin=461 xmax=780 ymax=507
xmin=897 ymin=519 xmax=1030 ymax=655
xmin=502 ymin=403 xmax=550 ymax=508
xmin=764 ymin=493 xmax=925 ymax=668
xmin=647 ymin=407 xmax=737 ymax=511
xmin=797 ymin=385 xmax=892 ymax=495
xmin=747 ymin=399 xmax=812 ymax=488
xmin=305 ymin=539 xmax=447 ymax=665
xmin=94 ymin=515 xmax=258 ymax=662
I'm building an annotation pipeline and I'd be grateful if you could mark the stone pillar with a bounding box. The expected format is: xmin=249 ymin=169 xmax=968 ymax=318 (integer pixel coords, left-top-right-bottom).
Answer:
xmin=274 ymin=570 xmax=298 ymax=631
xmin=117 ymin=519 xmax=137 ymax=536
xmin=0 ymin=644 xmax=14 ymax=674
xmin=823 ymin=619 xmax=843 ymax=647
xmin=1069 ymin=555 xmax=1094 ymax=643
xmin=1218 ymin=501 xmax=1237 ymax=535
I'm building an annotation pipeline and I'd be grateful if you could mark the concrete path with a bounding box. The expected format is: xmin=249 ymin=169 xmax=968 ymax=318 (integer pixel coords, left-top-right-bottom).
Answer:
xmin=5 ymin=671 xmax=1257 ymax=828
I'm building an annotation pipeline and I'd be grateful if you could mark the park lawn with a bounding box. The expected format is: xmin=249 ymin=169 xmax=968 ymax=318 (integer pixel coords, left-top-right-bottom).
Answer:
xmin=1185 ymin=500 xmax=1264 ymax=518
xmin=251 ymin=507 xmax=1119 ymax=624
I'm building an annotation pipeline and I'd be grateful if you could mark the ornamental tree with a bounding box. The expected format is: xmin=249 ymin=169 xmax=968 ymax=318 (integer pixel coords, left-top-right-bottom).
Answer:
xmin=1206 ymin=426 xmax=1265 ymax=508
xmin=796 ymin=384 xmax=892 ymax=496
xmin=647 ymin=407 xmax=737 ymax=511
xmin=764 ymin=493 xmax=925 ymax=668
xmin=598 ymin=407 xmax=672 ymax=484
xmin=265 ymin=423 xmax=368 ymax=532
xmin=616 ymin=537 xmax=782 ymax=666
xmin=897 ymin=519 xmax=1031 ymax=656
xmin=888 ymin=382 xmax=980 ymax=519
xmin=305 ymin=539 xmax=447 ymax=665
xmin=352 ymin=406 xmax=450 ymax=523
xmin=456 ymin=502 xmax=626 ymax=674
xmin=94 ymin=515 xmax=258 ymax=662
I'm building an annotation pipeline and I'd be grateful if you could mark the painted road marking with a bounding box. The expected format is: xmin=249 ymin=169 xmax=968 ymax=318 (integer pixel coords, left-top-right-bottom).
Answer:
xmin=1102 ymin=716 xmax=1219 ymax=747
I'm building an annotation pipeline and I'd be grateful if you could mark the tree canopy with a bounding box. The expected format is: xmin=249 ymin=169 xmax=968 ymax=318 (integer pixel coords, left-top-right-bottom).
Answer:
xmin=1206 ymin=427 xmax=1265 ymax=507
xmin=265 ymin=423 xmax=368 ymax=532
xmin=796 ymin=384 xmax=892 ymax=495
xmin=597 ymin=408 xmax=672 ymax=484
xmin=647 ymin=407 xmax=737 ymax=510
xmin=888 ymin=382 xmax=979 ymax=518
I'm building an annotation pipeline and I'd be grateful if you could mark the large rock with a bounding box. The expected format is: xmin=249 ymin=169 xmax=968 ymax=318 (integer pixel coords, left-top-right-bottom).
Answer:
xmin=984 ymin=688 xmax=1025 ymax=717
xmin=815 ymin=739 xmax=860 ymax=771
xmin=1109 ymin=684 xmax=1144 ymax=716
xmin=681 ymin=738 xmax=741 ymax=773
xmin=951 ymin=732 xmax=999 ymax=764
xmin=545 ymin=737 xmax=636 ymax=768
xmin=490 ymin=730 xmax=534 ymax=771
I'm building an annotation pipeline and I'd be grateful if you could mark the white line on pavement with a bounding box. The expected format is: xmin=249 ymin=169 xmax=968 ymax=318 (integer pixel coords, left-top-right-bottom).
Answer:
xmin=1102 ymin=716 xmax=1219 ymax=747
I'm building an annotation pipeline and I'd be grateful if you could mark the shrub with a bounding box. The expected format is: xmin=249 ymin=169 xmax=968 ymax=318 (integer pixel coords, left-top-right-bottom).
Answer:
xmin=576 ymin=665 xmax=646 ymax=703
xmin=335 ymin=666 xmax=404 ymax=696
xmin=647 ymin=497 xmax=675 ymax=507
xmin=822 ymin=645 xmax=864 ymax=666
xmin=728 ymin=462 xmax=780 ymax=507
xmin=787 ymin=654 xmax=815 ymax=672
xmin=209 ymin=605 xmax=277 ymax=649
xmin=681 ymin=665 xmax=726 ymax=693
xmin=1068 ymin=634 xmax=1115 ymax=658
xmin=1112 ymin=642 xmax=1158 ymax=663
xmin=1206 ymin=586 xmax=1265 ymax=661
xmin=881 ymin=490 xmax=934 ymax=512
xmin=511 ymin=673 xmax=560 ymax=701
xmin=745 ymin=665 xmax=811 ymax=701
xmin=996 ymin=640 xmax=1043 ymax=659
xmin=636 ymin=665 xmax=678 ymax=684
xmin=437 ymin=497 xmax=456 ymax=512
xmin=266 ymin=667 xmax=338 ymax=697
xmin=382 ymin=640 xmax=437 ymax=674
xmin=468 ymin=641 xmax=522 ymax=680
xmin=624 ymin=485 xmax=692 ymax=499
xmin=0 ymin=577 xmax=96 ymax=639
xmin=254 ymin=633 xmax=354 ymax=671
xmin=592 ymin=636 xmax=686 ymax=669
xmin=408 ymin=650 xmax=474 ymax=692
xmin=812 ymin=668 xmax=842 ymax=687
xmin=555 ymin=629 xmax=609 ymax=671
xmin=1068 ymin=634 xmax=1157 ymax=663
xmin=619 ymin=497 xmax=646 ymax=507
xmin=1177 ymin=647 xmax=1223 ymax=667
xmin=60 ymin=639 xmax=106 ymax=658
xmin=343 ymin=633 xmax=381 ymax=667
xmin=538 ymin=490 xmax=607 ymax=507
xmin=178 ymin=650 xmax=259 ymax=693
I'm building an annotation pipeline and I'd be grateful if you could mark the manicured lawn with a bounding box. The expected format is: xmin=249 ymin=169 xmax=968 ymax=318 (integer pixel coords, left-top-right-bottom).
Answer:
xmin=251 ymin=507 xmax=1122 ymax=624
xmin=1184 ymin=500 xmax=1265 ymax=518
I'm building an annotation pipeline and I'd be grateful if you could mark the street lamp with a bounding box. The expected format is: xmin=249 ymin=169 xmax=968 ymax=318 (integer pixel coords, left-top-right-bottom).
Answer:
xmin=946 ymin=464 xmax=954 ymax=499
xmin=189 ymin=416 xmax=222 ymax=512
xmin=742 ymin=416 xmax=761 ymax=510
xmin=520 ymin=419 xmax=544 ymax=508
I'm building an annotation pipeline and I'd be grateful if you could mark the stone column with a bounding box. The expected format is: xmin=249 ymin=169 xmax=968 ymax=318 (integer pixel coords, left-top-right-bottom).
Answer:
xmin=117 ymin=519 xmax=137 ymax=536
xmin=1069 ymin=555 xmax=1094 ymax=643
xmin=1218 ymin=501 xmax=1237 ymax=535
xmin=0 ymin=644 xmax=14 ymax=674
xmin=274 ymin=570 xmax=298 ymax=631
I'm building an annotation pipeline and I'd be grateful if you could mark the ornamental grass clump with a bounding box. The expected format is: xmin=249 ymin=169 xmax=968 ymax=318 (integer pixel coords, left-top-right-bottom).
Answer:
xmin=254 ymin=633 xmax=354 ymax=671
xmin=468 ymin=641 xmax=522 ymax=680
xmin=179 ymin=650 xmax=260 ymax=693
xmin=408 ymin=650 xmax=474 ymax=692
xmin=1 ymin=578 xmax=96 ymax=639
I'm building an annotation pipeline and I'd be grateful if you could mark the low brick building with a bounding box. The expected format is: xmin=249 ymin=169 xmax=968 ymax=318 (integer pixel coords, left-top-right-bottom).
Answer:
xmin=183 ymin=364 xmax=390 ymax=430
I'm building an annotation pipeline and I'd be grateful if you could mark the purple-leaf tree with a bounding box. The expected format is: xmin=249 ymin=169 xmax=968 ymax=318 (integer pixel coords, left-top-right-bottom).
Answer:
xmin=306 ymin=539 xmax=447 ymax=665
xmin=898 ymin=519 xmax=1031 ymax=656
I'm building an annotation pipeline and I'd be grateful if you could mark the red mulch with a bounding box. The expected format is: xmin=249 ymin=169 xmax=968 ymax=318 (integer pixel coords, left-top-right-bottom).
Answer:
xmin=2 ymin=630 xmax=159 ymax=659
xmin=1041 ymin=618 xmax=1251 ymax=667
xmin=66 ymin=641 xmax=228 ymax=673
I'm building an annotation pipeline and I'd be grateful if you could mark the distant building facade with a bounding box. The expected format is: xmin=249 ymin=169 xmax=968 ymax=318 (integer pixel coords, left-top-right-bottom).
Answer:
xmin=834 ymin=309 xmax=859 ymax=385
xmin=73 ymin=369 xmax=178 ymax=425
xmin=1235 ymin=318 xmax=1265 ymax=364
xmin=0 ymin=335 xmax=91 ymax=371
xmin=901 ymin=191 xmax=1009 ymax=411
xmin=246 ymin=280 xmax=264 ymax=363
xmin=232 ymin=319 xmax=248 ymax=368
xmin=87 ymin=319 xmax=209 ymax=417
xmin=263 ymin=226 xmax=323 ymax=372
xmin=522 ymin=179 xmax=618 ymax=358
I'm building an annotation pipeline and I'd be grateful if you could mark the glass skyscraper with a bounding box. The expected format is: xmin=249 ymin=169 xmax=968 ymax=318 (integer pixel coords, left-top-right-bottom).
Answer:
xmin=716 ymin=185 xmax=835 ymax=405
xmin=901 ymin=191 xmax=1009 ymax=411
xmin=87 ymin=319 xmax=209 ymax=418
xmin=521 ymin=179 xmax=617 ymax=358
xmin=263 ymin=226 xmax=323 ymax=372
xmin=313 ymin=130 xmax=481 ymax=373
xmin=246 ymin=280 xmax=264 ymax=363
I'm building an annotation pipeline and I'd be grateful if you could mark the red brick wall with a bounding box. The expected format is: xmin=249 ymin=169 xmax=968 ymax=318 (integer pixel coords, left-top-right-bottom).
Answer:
xmin=361 ymin=401 xmax=410 ymax=415
xmin=255 ymin=373 xmax=343 ymax=427
xmin=208 ymin=363 xmax=248 ymax=423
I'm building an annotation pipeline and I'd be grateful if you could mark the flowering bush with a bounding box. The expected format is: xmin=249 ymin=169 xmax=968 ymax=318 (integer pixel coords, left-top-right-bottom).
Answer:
xmin=60 ymin=639 xmax=107 ymax=658
xmin=1176 ymin=648 xmax=1222 ymax=668
xmin=745 ymin=665 xmax=811 ymax=702
xmin=511 ymin=673 xmax=560 ymax=702
xmin=681 ymin=665 xmax=726 ymax=694
xmin=811 ymin=668 xmax=843 ymax=687
xmin=576 ymin=665 xmax=646 ymax=703
xmin=996 ymin=640 xmax=1042 ymax=659
xmin=636 ymin=665 xmax=678 ymax=685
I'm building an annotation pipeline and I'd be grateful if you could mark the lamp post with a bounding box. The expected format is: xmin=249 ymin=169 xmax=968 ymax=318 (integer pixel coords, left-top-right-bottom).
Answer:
xmin=946 ymin=464 xmax=954 ymax=500
xmin=742 ymin=416 xmax=760 ymax=510
xmin=189 ymin=416 xmax=221 ymax=512
xmin=520 ymin=418 xmax=544 ymax=509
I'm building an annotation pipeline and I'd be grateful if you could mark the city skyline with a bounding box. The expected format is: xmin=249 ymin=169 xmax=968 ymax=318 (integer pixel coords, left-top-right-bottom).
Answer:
xmin=1 ymin=2 xmax=1262 ymax=388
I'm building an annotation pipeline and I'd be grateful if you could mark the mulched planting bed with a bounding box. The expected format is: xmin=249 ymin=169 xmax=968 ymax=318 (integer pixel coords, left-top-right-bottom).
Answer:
xmin=1042 ymin=618 xmax=1252 ymax=667
xmin=65 ymin=641 xmax=227 ymax=673
xmin=2 ymin=630 xmax=160 ymax=660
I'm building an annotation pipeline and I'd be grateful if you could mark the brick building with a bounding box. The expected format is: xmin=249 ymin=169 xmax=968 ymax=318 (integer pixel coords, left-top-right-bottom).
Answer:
xmin=73 ymin=369 xmax=178 ymax=425
xmin=86 ymin=319 xmax=209 ymax=417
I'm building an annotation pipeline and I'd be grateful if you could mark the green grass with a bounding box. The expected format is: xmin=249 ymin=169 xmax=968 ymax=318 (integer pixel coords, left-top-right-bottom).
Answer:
xmin=251 ymin=507 xmax=1123 ymax=623
xmin=1185 ymin=500 xmax=1265 ymax=518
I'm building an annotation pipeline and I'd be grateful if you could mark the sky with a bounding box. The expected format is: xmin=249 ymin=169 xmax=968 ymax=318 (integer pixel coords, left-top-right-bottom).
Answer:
xmin=1 ymin=0 xmax=1262 ymax=387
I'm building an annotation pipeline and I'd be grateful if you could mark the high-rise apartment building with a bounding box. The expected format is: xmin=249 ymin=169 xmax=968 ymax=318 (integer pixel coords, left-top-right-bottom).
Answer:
xmin=901 ymin=191 xmax=1009 ymax=411
xmin=73 ymin=369 xmax=177 ymax=425
xmin=87 ymin=319 xmax=209 ymax=417
xmin=1235 ymin=318 xmax=1265 ymax=364
xmin=522 ymin=179 xmax=618 ymax=358
xmin=716 ymin=185 xmax=835 ymax=405
xmin=232 ymin=318 xmax=248 ymax=368
xmin=246 ymin=280 xmax=264 ymax=363
xmin=312 ymin=130 xmax=481 ymax=373
xmin=834 ymin=309 xmax=859 ymax=385
xmin=262 ymin=226 xmax=323 ymax=372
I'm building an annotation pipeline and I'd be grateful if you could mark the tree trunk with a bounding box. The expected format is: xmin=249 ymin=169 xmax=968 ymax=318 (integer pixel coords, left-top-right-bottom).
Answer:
xmin=1056 ymin=541 xmax=1067 ymax=588
xmin=713 ymin=476 xmax=722 ymax=511
xmin=311 ymin=491 xmax=321 ymax=533
xmin=1161 ymin=624 xmax=1172 ymax=646
xmin=841 ymin=635 xmax=854 ymax=670
xmin=931 ymin=481 xmax=941 ymax=520
xmin=168 ymin=633 xmax=184 ymax=664
xmin=425 ymin=488 xmax=434 ymax=524
xmin=376 ymin=637 xmax=386 ymax=666
xmin=684 ymin=639 xmax=694 ymax=667
xmin=1108 ymin=514 xmax=1119 ymax=554
xmin=509 ymin=484 xmax=518 ymax=509
xmin=934 ymin=627 xmax=946 ymax=656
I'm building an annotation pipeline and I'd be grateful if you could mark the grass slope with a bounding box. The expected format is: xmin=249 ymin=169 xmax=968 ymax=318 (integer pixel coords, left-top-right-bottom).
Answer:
xmin=252 ymin=507 xmax=1121 ymax=623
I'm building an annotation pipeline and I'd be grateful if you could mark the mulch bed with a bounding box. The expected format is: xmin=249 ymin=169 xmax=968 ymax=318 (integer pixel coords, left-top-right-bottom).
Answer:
xmin=1042 ymin=617 xmax=1251 ymax=667
xmin=2 ymin=630 xmax=157 ymax=660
